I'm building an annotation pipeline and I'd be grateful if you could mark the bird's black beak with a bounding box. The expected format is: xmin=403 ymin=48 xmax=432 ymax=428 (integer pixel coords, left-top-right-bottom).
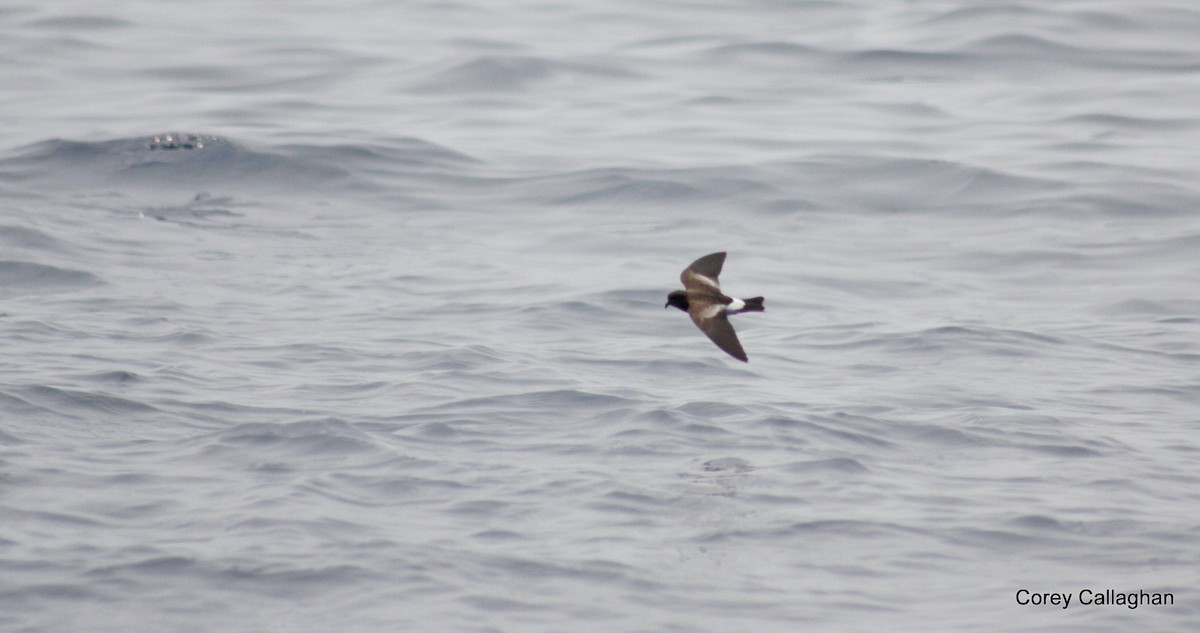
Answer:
xmin=664 ymin=303 xmax=670 ymax=309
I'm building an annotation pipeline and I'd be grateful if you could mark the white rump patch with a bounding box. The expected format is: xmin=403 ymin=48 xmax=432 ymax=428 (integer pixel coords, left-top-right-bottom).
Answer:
xmin=727 ymin=298 xmax=746 ymax=311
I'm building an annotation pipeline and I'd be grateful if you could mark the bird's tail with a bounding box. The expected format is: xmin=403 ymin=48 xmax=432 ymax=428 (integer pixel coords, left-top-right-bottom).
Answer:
xmin=743 ymin=296 xmax=765 ymax=312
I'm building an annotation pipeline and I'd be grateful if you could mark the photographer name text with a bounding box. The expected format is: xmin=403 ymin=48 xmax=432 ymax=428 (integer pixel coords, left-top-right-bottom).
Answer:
xmin=1016 ymin=589 xmax=1173 ymax=610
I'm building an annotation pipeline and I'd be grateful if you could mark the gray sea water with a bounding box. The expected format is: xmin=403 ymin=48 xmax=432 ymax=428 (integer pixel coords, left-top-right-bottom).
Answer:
xmin=3 ymin=1 xmax=1199 ymax=631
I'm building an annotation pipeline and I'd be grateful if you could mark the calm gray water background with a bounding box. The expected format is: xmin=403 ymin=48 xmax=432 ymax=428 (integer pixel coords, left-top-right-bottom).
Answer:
xmin=2 ymin=1 xmax=1199 ymax=631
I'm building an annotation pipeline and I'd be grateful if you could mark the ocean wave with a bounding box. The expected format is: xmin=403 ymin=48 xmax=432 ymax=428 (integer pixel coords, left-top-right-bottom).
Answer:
xmin=413 ymin=54 xmax=641 ymax=93
xmin=0 ymin=133 xmax=476 ymax=195
xmin=0 ymin=224 xmax=64 ymax=251
xmin=11 ymin=384 xmax=158 ymax=422
xmin=0 ymin=260 xmax=101 ymax=294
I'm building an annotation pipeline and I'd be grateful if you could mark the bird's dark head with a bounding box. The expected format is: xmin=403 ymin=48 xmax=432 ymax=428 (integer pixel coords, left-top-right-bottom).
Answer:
xmin=665 ymin=290 xmax=689 ymax=311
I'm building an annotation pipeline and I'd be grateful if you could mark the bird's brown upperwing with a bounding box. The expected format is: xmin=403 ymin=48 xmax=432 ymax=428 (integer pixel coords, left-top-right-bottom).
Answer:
xmin=688 ymin=299 xmax=748 ymax=362
xmin=680 ymin=251 xmax=726 ymax=291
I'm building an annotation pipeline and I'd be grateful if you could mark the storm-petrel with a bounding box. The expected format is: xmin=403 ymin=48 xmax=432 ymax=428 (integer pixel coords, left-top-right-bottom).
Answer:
xmin=665 ymin=252 xmax=764 ymax=362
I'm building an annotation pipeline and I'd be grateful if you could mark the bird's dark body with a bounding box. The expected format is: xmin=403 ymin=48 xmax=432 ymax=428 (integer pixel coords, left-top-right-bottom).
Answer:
xmin=665 ymin=252 xmax=764 ymax=362
xmin=666 ymin=291 xmax=763 ymax=313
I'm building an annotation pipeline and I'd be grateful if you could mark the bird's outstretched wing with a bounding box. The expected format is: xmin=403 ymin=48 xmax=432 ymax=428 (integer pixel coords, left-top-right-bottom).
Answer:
xmin=688 ymin=300 xmax=748 ymax=362
xmin=680 ymin=251 xmax=726 ymax=292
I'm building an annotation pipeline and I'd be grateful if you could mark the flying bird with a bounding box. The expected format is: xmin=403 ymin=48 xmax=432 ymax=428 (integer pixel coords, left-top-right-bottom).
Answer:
xmin=665 ymin=252 xmax=764 ymax=362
